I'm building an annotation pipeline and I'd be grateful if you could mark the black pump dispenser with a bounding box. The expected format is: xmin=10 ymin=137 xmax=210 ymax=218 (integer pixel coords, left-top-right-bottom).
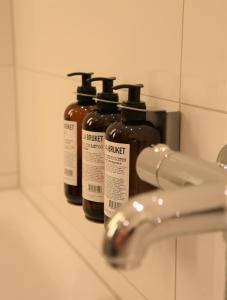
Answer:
xmin=67 ymin=72 xmax=96 ymax=103
xmin=113 ymin=84 xmax=146 ymax=122
xmin=87 ymin=77 xmax=118 ymax=110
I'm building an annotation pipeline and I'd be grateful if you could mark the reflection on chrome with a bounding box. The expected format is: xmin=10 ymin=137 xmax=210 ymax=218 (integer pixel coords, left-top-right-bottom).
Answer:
xmin=103 ymin=144 xmax=227 ymax=269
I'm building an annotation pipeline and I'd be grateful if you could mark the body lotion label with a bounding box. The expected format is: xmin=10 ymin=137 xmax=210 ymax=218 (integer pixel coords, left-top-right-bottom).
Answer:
xmin=64 ymin=120 xmax=77 ymax=186
xmin=82 ymin=130 xmax=105 ymax=203
xmin=104 ymin=140 xmax=130 ymax=218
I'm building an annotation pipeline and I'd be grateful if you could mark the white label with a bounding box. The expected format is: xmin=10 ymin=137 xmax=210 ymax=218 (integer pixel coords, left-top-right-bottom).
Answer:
xmin=82 ymin=130 xmax=106 ymax=203
xmin=64 ymin=120 xmax=77 ymax=186
xmin=104 ymin=140 xmax=130 ymax=218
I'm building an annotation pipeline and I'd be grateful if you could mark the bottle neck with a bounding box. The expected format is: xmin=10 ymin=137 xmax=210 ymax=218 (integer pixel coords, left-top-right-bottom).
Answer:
xmin=77 ymin=95 xmax=95 ymax=106
xmin=122 ymin=119 xmax=145 ymax=125
xmin=96 ymin=101 xmax=119 ymax=113
xmin=121 ymin=109 xmax=146 ymax=123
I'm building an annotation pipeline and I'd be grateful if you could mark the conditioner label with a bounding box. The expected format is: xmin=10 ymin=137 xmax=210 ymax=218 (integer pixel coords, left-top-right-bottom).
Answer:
xmin=104 ymin=140 xmax=130 ymax=218
xmin=82 ymin=130 xmax=106 ymax=203
xmin=64 ymin=120 xmax=77 ymax=186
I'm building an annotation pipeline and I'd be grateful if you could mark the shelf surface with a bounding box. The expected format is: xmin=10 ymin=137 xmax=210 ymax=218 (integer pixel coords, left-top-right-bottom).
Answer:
xmin=0 ymin=189 xmax=120 ymax=300
xmin=22 ymin=184 xmax=176 ymax=300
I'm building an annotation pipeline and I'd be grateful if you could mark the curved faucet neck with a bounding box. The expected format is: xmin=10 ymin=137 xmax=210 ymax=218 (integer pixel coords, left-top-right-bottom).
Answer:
xmin=103 ymin=183 xmax=227 ymax=268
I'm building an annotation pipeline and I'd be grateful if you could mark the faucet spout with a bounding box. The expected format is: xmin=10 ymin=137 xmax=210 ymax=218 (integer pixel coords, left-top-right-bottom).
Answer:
xmin=103 ymin=144 xmax=227 ymax=269
xmin=103 ymin=183 xmax=227 ymax=269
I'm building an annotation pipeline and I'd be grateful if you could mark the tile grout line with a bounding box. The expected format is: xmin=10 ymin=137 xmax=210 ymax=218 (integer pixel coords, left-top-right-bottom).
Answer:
xmin=38 ymin=188 xmax=103 ymax=252
xmin=0 ymin=186 xmax=18 ymax=192
xmin=15 ymin=66 xmax=181 ymax=105
xmin=0 ymin=64 xmax=13 ymax=68
xmin=141 ymin=93 xmax=179 ymax=103
xmin=21 ymin=188 xmax=124 ymax=300
xmin=16 ymin=65 xmax=227 ymax=116
xmin=0 ymin=172 xmax=17 ymax=176
xmin=143 ymin=95 xmax=179 ymax=104
xmin=181 ymin=102 xmax=227 ymax=115
xmin=38 ymin=187 xmax=150 ymax=300
xmin=175 ymin=0 xmax=185 ymax=299
xmin=16 ymin=66 xmax=227 ymax=114
xmin=117 ymin=271 xmax=150 ymax=300
xmin=16 ymin=65 xmax=70 ymax=79
xmin=21 ymin=187 xmax=148 ymax=300
xmin=39 ymin=190 xmax=148 ymax=300
xmin=174 ymin=239 xmax=178 ymax=300
xmin=178 ymin=0 xmax=186 ymax=113
xmin=10 ymin=0 xmax=21 ymax=188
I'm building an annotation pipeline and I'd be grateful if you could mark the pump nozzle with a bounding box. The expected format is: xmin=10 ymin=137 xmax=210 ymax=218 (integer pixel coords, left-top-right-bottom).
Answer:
xmin=113 ymin=84 xmax=143 ymax=103
xmin=113 ymin=84 xmax=145 ymax=121
xmin=67 ymin=72 xmax=94 ymax=87
xmin=87 ymin=77 xmax=116 ymax=93
xmin=67 ymin=72 xmax=96 ymax=100
xmin=86 ymin=77 xmax=119 ymax=109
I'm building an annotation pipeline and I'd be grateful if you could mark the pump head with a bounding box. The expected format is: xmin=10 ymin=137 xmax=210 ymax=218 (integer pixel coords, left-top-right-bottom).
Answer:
xmin=87 ymin=77 xmax=119 ymax=110
xmin=67 ymin=72 xmax=96 ymax=101
xmin=113 ymin=84 xmax=146 ymax=121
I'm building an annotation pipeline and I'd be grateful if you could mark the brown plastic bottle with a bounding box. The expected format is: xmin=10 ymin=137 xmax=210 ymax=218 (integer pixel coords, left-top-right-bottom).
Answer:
xmin=82 ymin=77 xmax=120 ymax=222
xmin=104 ymin=84 xmax=160 ymax=225
xmin=64 ymin=72 xmax=96 ymax=205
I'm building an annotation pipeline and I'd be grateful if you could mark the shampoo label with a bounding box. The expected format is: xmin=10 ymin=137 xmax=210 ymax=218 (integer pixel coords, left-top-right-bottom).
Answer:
xmin=104 ymin=140 xmax=130 ymax=218
xmin=64 ymin=120 xmax=77 ymax=186
xmin=82 ymin=130 xmax=106 ymax=203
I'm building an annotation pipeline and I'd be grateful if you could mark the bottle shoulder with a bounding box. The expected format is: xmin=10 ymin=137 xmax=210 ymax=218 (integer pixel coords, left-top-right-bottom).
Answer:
xmin=64 ymin=102 xmax=95 ymax=120
xmin=83 ymin=110 xmax=121 ymax=132
xmin=106 ymin=121 xmax=160 ymax=144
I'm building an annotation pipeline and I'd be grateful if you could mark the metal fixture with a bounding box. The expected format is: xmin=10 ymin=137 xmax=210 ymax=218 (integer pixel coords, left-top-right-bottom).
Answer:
xmin=103 ymin=144 xmax=227 ymax=269
xmin=147 ymin=111 xmax=180 ymax=151
xmin=217 ymin=144 xmax=227 ymax=169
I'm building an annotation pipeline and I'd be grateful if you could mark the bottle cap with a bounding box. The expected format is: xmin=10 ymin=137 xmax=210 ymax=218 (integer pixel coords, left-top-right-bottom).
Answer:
xmin=87 ymin=77 xmax=119 ymax=111
xmin=67 ymin=72 xmax=96 ymax=103
xmin=113 ymin=84 xmax=146 ymax=121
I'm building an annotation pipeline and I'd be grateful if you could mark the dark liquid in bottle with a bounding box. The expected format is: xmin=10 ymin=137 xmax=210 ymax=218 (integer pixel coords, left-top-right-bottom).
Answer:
xmin=104 ymin=121 xmax=160 ymax=225
xmin=64 ymin=102 xmax=95 ymax=205
xmin=83 ymin=110 xmax=120 ymax=221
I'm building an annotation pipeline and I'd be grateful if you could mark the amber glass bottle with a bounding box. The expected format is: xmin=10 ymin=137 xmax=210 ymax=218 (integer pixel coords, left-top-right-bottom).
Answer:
xmin=104 ymin=84 xmax=160 ymax=225
xmin=64 ymin=72 xmax=96 ymax=205
xmin=82 ymin=77 xmax=120 ymax=222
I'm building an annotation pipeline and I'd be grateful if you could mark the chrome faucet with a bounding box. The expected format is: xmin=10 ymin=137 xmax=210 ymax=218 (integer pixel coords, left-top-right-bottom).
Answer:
xmin=103 ymin=144 xmax=227 ymax=269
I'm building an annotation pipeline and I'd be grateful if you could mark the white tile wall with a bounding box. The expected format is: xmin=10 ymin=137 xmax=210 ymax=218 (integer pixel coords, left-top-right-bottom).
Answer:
xmin=180 ymin=105 xmax=227 ymax=161
xmin=178 ymin=0 xmax=227 ymax=297
xmin=181 ymin=0 xmax=227 ymax=112
xmin=0 ymin=0 xmax=13 ymax=65
xmin=13 ymin=0 xmax=183 ymax=101
xmin=0 ymin=0 xmax=17 ymax=188
xmin=16 ymin=70 xmax=73 ymax=187
xmin=0 ymin=67 xmax=17 ymax=174
xmin=10 ymin=0 xmax=227 ymax=299
xmin=178 ymin=105 xmax=227 ymax=300
xmin=0 ymin=173 xmax=17 ymax=188
xmin=177 ymin=234 xmax=225 ymax=300
xmin=12 ymin=0 xmax=183 ymax=299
